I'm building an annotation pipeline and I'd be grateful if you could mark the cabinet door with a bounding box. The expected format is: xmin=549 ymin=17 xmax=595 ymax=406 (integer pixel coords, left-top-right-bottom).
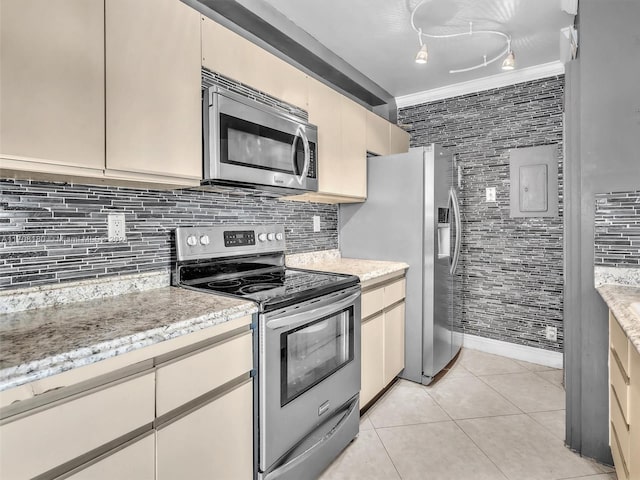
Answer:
xmin=0 ymin=0 xmax=104 ymax=173
xmin=307 ymin=78 xmax=343 ymax=195
xmin=384 ymin=303 xmax=406 ymax=385
xmin=389 ymin=124 xmax=410 ymax=154
xmin=340 ymin=97 xmax=368 ymax=199
xmin=201 ymin=17 xmax=307 ymax=110
xmin=65 ymin=433 xmax=155 ymax=480
xmin=361 ymin=314 xmax=384 ymax=409
xmin=157 ymin=380 xmax=254 ymax=480
xmin=105 ymin=0 xmax=201 ymax=184
xmin=366 ymin=111 xmax=391 ymax=156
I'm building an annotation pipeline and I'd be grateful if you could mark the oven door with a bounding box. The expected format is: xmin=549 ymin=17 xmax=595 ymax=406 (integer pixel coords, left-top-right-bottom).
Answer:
xmin=259 ymin=286 xmax=361 ymax=473
xmin=204 ymin=87 xmax=318 ymax=191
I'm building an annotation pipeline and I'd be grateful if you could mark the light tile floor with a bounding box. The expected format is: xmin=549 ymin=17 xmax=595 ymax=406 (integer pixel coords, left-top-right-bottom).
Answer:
xmin=320 ymin=348 xmax=617 ymax=480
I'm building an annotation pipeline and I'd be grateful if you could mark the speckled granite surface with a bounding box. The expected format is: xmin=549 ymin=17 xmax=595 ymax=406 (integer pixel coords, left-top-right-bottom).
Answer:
xmin=0 ymin=271 xmax=171 ymax=314
xmin=287 ymin=252 xmax=408 ymax=283
xmin=597 ymin=284 xmax=640 ymax=353
xmin=0 ymin=287 xmax=257 ymax=391
xmin=286 ymin=249 xmax=341 ymax=267
xmin=594 ymin=266 xmax=640 ymax=288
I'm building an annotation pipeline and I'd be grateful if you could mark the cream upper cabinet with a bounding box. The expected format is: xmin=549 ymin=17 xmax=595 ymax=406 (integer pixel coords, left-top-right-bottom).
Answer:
xmin=105 ymin=0 xmax=202 ymax=185
xmin=201 ymin=16 xmax=307 ymax=110
xmin=340 ymin=97 xmax=368 ymax=199
xmin=390 ymin=124 xmax=411 ymax=154
xmin=0 ymin=0 xmax=105 ymax=177
xmin=286 ymin=78 xmax=367 ymax=203
xmin=366 ymin=111 xmax=391 ymax=156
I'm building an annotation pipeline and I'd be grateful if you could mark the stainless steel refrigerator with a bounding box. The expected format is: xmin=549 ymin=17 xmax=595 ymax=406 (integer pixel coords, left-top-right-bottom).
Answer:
xmin=339 ymin=145 xmax=463 ymax=384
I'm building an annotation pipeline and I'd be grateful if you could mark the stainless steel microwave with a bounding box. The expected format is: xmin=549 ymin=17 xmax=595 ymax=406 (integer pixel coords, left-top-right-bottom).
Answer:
xmin=202 ymin=86 xmax=318 ymax=192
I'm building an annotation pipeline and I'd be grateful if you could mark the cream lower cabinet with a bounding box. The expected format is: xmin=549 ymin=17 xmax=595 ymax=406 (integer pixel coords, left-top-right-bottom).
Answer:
xmin=157 ymin=381 xmax=254 ymax=480
xmin=0 ymin=320 xmax=254 ymax=480
xmin=361 ymin=313 xmax=385 ymax=407
xmin=609 ymin=311 xmax=640 ymax=480
xmin=0 ymin=372 xmax=155 ymax=480
xmin=360 ymin=274 xmax=407 ymax=409
xmin=65 ymin=432 xmax=155 ymax=480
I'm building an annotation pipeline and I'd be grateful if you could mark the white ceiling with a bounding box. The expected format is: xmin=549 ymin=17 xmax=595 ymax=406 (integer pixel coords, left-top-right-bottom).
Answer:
xmin=262 ymin=0 xmax=575 ymax=98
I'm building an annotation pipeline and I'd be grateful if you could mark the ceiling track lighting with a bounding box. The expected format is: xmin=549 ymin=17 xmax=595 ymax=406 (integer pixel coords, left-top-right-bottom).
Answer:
xmin=410 ymin=0 xmax=516 ymax=73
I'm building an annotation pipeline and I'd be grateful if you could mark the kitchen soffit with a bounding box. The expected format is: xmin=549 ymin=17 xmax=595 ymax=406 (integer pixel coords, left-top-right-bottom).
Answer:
xmin=208 ymin=0 xmax=574 ymax=102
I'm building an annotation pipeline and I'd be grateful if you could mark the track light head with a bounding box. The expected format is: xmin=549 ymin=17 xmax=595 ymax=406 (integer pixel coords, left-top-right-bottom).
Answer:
xmin=415 ymin=44 xmax=428 ymax=64
xmin=501 ymin=50 xmax=516 ymax=70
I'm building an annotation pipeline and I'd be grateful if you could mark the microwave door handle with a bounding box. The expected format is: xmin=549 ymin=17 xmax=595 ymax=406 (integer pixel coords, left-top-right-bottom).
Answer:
xmin=266 ymin=291 xmax=360 ymax=331
xmin=299 ymin=127 xmax=310 ymax=183
xmin=291 ymin=126 xmax=310 ymax=185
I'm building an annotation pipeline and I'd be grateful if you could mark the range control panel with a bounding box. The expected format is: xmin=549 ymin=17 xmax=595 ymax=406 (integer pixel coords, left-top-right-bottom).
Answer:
xmin=176 ymin=225 xmax=285 ymax=261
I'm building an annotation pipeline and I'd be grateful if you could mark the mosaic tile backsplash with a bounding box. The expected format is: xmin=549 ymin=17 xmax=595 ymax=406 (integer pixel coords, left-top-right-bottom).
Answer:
xmin=399 ymin=75 xmax=565 ymax=352
xmin=595 ymin=190 xmax=640 ymax=267
xmin=0 ymin=179 xmax=338 ymax=290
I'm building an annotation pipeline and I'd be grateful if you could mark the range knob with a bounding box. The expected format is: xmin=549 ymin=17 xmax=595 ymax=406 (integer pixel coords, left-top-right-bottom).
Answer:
xmin=186 ymin=235 xmax=198 ymax=247
xmin=199 ymin=235 xmax=210 ymax=246
xmin=258 ymin=233 xmax=267 ymax=242
xmin=267 ymin=233 xmax=275 ymax=241
xmin=275 ymin=232 xmax=284 ymax=241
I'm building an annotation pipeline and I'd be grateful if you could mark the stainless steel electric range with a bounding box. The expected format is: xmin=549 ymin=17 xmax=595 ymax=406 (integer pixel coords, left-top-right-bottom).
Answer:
xmin=174 ymin=225 xmax=361 ymax=480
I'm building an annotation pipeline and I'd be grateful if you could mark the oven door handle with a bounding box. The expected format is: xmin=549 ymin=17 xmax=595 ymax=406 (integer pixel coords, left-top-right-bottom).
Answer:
xmin=265 ymin=291 xmax=360 ymax=331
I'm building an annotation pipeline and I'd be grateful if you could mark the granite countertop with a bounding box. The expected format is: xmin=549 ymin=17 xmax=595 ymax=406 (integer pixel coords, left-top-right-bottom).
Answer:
xmin=287 ymin=251 xmax=409 ymax=284
xmin=596 ymin=284 xmax=640 ymax=353
xmin=0 ymin=287 xmax=257 ymax=391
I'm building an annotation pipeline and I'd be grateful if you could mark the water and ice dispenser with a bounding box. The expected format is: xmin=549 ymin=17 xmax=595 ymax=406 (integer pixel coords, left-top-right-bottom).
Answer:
xmin=437 ymin=207 xmax=450 ymax=259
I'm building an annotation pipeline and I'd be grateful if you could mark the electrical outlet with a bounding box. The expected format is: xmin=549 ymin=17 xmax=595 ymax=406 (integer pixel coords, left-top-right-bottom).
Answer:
xmin=108 ymin=213 xmax=126 ymax=242
xmin=486 ymin=187 xmax=497 ymax=202
xmin=313 ymin=215 xmax=321 ymax=232
xmin=545 ymin=326 xmax=558 ymax=341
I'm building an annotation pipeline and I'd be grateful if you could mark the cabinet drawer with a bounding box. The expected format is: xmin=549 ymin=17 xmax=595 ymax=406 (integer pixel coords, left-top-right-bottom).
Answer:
xmin=610 ymin=386 xmax=630 ymax=465
xmin=611 ymin=348 xmax=630 ymax=423
xmin=384 ymin=278 xmax=406 ymax=307
xmin=0 ymin=372 xmax=154 ymax=480
xmin=362 ymin=287 xmax=384 ymax=319
xmin=610 ymin=421 xmax=630 ymax=480
xmin=156 ymin=330 xmax=253 ymax=416
xmin=610 ymin=312 xmax=630 ymax=376
xmin=64 ymin=432 xmax=155 ymax=480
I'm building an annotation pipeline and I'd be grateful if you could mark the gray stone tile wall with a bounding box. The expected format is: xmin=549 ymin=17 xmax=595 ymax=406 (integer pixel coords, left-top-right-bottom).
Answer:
xmin=399 ymin=76 xmax=565 ymax=352
xmin=0 ymin=180 xmax=337 ymax=290
xmin=595 ymin=190 xmax=640 ymax=267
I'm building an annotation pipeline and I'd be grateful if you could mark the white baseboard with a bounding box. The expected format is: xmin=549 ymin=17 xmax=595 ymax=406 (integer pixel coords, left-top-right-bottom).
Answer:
xmin=463 ymin=334 xmax=564 ymax=369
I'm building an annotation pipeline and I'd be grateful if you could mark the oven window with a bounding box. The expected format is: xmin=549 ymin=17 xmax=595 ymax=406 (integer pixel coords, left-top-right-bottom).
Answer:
xmin=280 ymin=307 xmax=354 ymax=406
xmin=220 ymin=114 xmax=296 ymax=174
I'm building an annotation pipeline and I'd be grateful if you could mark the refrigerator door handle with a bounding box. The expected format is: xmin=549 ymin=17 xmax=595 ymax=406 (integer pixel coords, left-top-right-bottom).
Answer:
xmin=449 ymin=187 xmax=462 ymax=275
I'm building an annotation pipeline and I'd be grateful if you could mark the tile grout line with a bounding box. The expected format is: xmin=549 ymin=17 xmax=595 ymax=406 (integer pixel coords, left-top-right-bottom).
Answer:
xmin=446 ymin=370 xmax=516 ymax=480
xmin=371 ymin=423 xmax=405 ymax=480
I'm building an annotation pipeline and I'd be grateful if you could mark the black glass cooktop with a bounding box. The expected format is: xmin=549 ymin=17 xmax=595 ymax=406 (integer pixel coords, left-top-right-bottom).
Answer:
xmin=184 ymin=265 xmax=359 ymax=312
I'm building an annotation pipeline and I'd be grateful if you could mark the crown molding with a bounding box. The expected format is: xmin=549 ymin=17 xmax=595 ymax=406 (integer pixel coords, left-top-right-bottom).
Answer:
xmin=395 ymin=61 xmax=565 ymax=108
